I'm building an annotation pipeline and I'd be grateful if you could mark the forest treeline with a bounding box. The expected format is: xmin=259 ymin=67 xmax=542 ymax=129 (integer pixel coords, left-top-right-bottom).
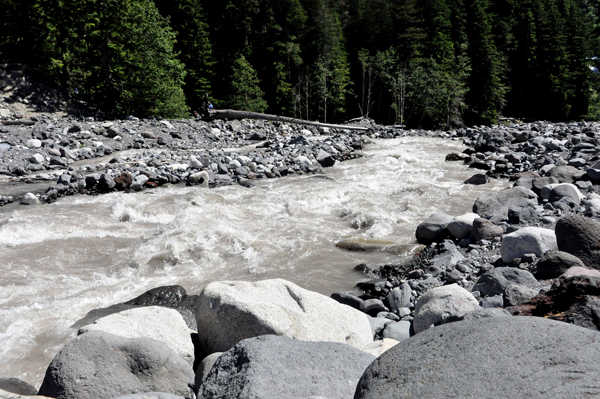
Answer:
xmin=1 ymin=0 xmax=600 ymax=127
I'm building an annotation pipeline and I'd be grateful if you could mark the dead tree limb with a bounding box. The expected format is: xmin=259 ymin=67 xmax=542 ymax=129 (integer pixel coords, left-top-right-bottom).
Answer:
xmin=2 ymin=120 xmax=35 ymax=126
xmin=209 ymin=109 xmax=368 ymax=131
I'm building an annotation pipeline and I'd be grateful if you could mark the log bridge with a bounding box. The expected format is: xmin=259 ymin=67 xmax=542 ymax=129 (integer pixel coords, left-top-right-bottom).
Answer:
xmin=208 ymin=109 xmax=369 ymax=132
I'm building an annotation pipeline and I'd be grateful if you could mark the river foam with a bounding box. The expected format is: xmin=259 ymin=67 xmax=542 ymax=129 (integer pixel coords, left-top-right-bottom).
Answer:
xmin=0 ymin=136 xmax=508 ymax=387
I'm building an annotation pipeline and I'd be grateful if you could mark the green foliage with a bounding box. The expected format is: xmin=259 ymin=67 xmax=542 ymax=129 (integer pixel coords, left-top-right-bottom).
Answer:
xmin=38 ymin=0 xmax=188 ymax=118
xmin=1 ymin=0 xmax=598 ymax=125
xmin=227 ymin=54 xmax=268 ymax=112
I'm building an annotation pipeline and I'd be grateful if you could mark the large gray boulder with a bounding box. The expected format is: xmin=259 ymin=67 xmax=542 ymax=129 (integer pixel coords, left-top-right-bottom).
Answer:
xmin=556 ymin=215 xmax=600 ymax=269
xmin=500 ymin=226 xmax=557 ymax=264
xmin=412 ymin=284 xmax=480 ymax=334
xmin=77 ymin=306 xmax=194 ymax=365
xmin=38 ymin=330 xmax=194 ymax=399
xmin=472 ymin=267 xmax=540 ymax=306
xmin=535 ymin=250 xmax=586 ymax=280
xmin=415 ymin=213 xmax=454 ymax=244
xmin=472 ymin=186 xmax=537 ymax=223
xmin=195 ymin=279 xmax=373 ymax=354
xmin=198 ymin=335 xmax=375 ymax=399
xmin=354 ymin=317 xmax=600 ymax=399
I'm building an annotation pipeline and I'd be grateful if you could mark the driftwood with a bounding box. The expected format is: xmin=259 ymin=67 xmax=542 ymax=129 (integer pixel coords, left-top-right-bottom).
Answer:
xmin=2 ymin=120 xmax=35 ymax=126
xmin=209 ymin=109 xmax=369 ymax=131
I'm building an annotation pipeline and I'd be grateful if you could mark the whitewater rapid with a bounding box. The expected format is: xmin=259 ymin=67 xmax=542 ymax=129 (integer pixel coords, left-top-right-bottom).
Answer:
xmin=0 ymin=136 xmax=508 ymax=387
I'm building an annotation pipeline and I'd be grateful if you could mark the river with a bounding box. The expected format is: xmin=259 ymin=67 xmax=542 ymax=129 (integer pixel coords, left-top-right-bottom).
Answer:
xmin=0 ymin=135 xmax=508 ymax=388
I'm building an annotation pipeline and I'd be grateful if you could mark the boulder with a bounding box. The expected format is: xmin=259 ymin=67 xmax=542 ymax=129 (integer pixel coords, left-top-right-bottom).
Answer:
xmin=549 ymin=164 xmax=581 ymax=182
xmin=508 ymin=267 xmax=600 ymax=331
xmin=197 ymin=335 xmax=375 ymax=399
xmin=531 ymin=176 xmax=560 ymax=195
xmin=543 ymin=183 xmax=584 ymax=202
xmin=20 ymin=192 xmax=40 ymax=205
xmin=463 ymin=174 xmax=489 ymax=185
xmin=473 ymin=186 xmax=537 ymax=223
xmin=447 ymin=213 xmax=479 ymax=240
xmin=500 ymin=226 xmax=557 ymax=264
xmin=412 ymin=284 xmax=480 ymax=334
xmin=472 ymin=267 xmax=540 ymax=306
xmin=38 ymin=330 xmax=193 ymax=399
xmin=470 ymin=218 xmax=504 ymax=242
xmin=555 ymin=215 xmax=600 ymax=269
xmin=385 ymin=282 xmax=411 ymax=312
xmin=535 ymin=250 xmax=586 ymax=280
xmin=77 ymin=306 xmax=194 ymax=365
xmin=316 ymin=150 xmax=335 ymax=167
xmin=354 ymin=317 xmax=600 ymax=399
xmin=382 ymin=320 xmax=412 ymax=342
xmin=415 ymin=213 xmax=454 ymax=244
xmin=195 ymin=279 xmax=372 ymax=354
xmin=194 ymin=352 xmax=223 ymax=393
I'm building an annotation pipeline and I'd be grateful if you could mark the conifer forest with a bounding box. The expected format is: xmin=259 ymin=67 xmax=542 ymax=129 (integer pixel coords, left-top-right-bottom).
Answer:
xmin=2 ymin=0 xmax=600 ymax=127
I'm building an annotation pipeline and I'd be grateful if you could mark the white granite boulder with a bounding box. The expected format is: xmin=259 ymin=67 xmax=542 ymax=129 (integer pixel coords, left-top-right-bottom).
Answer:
xmin=78 ymin=306 xmax=194 ymax=366
xmin=413 ymin=284 xmax=480 ymax=334
xmin=447 ymin=213 xmax=480 ymax=240
xmin=501 ymin=226 xmax=557 ymax=264
xmin=195 ymin=279 xmax=373 ymax=354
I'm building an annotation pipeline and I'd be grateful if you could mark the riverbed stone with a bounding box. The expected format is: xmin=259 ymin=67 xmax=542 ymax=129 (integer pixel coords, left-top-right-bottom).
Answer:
xmin=473 ymin=186 xmax=538 ymax=223
xmin=198 ymin=335 xmax=375 ymax=399
xmin=354 ymin=316 xmax=600 ymax=399
xmin=447 ymin=213 xmax=479 ymax=240
xmin=472 ymin=267 xmax=540 ymax=306
xmin=20 ymin=192 xmax=40 ymax=205
xmin=38 ymin=330 xmax=193 ymax=399
xmin=77 ymin=306 xmax=194 ymax=365
xmin=412 ymin=284 xmax=480 ymax=333
xmin=382 ymin=320 xmax=412 ymax=342
xmin=535 ymin=250 xmax=586 ymax=280
xmin=555 ymin=214 xmax=600 ymax=269
xmin=415 ymin=212 xmax=454 ymax=244
xmin=195 ymin=279 xmax=373 ymax=354
xmin=194 ymin=352 xmax=223 ymax=394
xmin=500 ymin=226 xmax=557 ymax=264
xmin=470 ymin=218 xmax=504 ymax=242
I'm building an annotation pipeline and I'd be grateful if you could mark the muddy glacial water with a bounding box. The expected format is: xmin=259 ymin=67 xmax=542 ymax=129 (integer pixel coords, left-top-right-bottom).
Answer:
xmin=0 ymin=136 xmax=509 ymax=388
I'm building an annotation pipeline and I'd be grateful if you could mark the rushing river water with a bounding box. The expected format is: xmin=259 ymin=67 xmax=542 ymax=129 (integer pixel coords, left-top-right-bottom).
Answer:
xmin=0 ymin=136 xmax=509 ymax=388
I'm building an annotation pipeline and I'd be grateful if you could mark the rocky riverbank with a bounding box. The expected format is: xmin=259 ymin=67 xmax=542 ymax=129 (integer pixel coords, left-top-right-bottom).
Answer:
xmin=3 ymin=114 xmax=600 ymax=398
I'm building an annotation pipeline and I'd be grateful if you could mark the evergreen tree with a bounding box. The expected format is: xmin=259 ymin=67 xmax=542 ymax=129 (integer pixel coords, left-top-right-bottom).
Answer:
xmin=228 ymin=53 xmax=268 ymax=112
xmin=464 ymin=0 xmax=507 ymax=125
xmin=38 ymin=0 xmax=188 ymax=117
xmin=154 ymin=0 xmax=215 ymax=111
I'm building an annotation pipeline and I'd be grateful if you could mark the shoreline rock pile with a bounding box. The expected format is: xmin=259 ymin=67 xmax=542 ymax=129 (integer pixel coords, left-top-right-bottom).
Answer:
xmin=4 ymin=118 xmax=600 ymax=398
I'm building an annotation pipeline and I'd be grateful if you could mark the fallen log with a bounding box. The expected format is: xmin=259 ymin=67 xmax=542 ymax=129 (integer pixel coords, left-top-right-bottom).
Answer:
xmin=2 ymin=120 xmax=35 ymax=126
xmin=209 ymin=109 xmax=369 ymax=131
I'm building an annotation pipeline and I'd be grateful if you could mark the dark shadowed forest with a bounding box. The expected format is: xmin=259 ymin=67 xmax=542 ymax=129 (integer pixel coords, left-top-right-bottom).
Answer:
xmin=2 ymin=0 xmax=600 ymax=127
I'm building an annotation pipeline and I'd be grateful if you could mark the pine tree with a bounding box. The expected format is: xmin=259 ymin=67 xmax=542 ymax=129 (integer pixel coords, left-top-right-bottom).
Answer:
xmin=464 ymin=0 xmax=507 ymax=125
xmin=153 ymin=0 xmax=215 ymax=111
xmin=228 ymin=53 xmax=268 ymax=112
